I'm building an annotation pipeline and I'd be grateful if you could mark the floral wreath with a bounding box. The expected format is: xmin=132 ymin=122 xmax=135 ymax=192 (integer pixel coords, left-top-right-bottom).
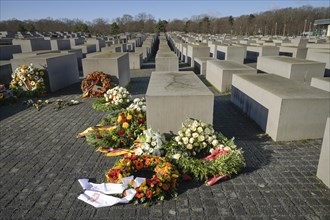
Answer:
xmin=10 ymin=64 xmax=47 ymax=97
xmin=92 ymin=86 xmax=131 ymax=112
xmin=164 ymin=118 xmax=245 ymax=184
xmin=81 ymin=71 xmax=111 ymax=98
xmin=86 ymin=108 xmax=146 ymax=149
xmin=106 ymin=153 xmax=179 ymax=205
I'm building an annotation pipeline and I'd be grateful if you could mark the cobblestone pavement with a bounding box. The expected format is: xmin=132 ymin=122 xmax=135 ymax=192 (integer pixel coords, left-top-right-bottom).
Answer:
xmin=1 ymin=64 xmax=329 ymax=220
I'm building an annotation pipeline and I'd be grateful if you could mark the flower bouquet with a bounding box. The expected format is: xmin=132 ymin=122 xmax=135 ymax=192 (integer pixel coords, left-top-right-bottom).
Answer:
xmin=81 ymin=71 xmax=111 ymax=98
xmin=10 ymin=64 xmax=46 ymax=97
xmin=106 ymin=153 xmax=179 ymax=205
xmin=131 ymin=128 xmax=165 ymax=156
xmin=164 ymin=118 xmax=245 ymax=184
xmin=86 ymin=108 xmax=146 ymax=149
xmin=0 ymin=84 xmax=17 ymax=106
xmin=174 ymin=118 xmax=218 ymax=156
xmin=92 ymin=86 xmax=131 ymax=112
xmin=127 ymin=97 xmax=147 ymax=112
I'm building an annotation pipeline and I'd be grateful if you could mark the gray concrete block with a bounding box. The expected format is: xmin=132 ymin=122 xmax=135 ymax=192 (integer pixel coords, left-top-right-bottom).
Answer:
xmin=10 ymin=53 xmax=79 ymax=92
xmin=86 ymin=39 xmax=106 ymax=52
xmin=279 ymin=46 xmax=308 ymax=59
xmin=206 ymin=60 xmax=257 ymax=92
xmin=257 ymin=56 xmax=326 ymax=84
xmin=231 ymin=73 xmax=330 ymax=141
xmin=128 ymin=52 xmax=142 ymax=69
xmin=310 ymin=77 xmax=330 ymax=92
xmin=155 ymin=52 xmax=179 ymax=72
xmin=216 ymin=45 xmax=246 ymax=63
xmin=0 ymin=45 xmax=22 ymax=60
xmin=146 ymin=71 xmax=214 ymax=133
xmin=0 ymin=61 xmax=12 ymax=84
xmin=12 ymin=38 xmax=51 ymax=52
xmin=317 ymin=117 xmax=330 ymax=188
xmin=187 ymin=44 xmax=210 ymax=67
xmin=50 ymin=39 xmax=71 ymax=50
xmin=82 ymin=52 xmax=130 ymax=87
xmin=194 ymin=57 xmax=215 ymax=75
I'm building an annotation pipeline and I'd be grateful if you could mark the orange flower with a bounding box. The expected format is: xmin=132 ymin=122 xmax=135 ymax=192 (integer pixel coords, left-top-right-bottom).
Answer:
xmin=135 ymin=193 xmax=144 ymax=199
xmin=145 ymin=159 xmax=151 ymax=167
xmin=134 ymin=160 xmax=143 ymax=170
xmin=146 ymin=189 xmax=153 ymax=198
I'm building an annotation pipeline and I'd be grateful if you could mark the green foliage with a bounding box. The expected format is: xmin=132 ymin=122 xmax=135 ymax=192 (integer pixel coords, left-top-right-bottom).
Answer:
xmin=26 ymin=23 xmax=36 ymax=32
xmin=155 ymin=20 xmax=168 ymax=33
xmin=92 ymin=97 xmax=127 ymax=112
xmin=74 ymin=23 xmax=89 ymax=33
xmin=16 ymin=23 xmax=26 ymax=32
xmin=164 ymin=133 xmax=245 ymax=181
xmin=86 ymin=109 xmax=146 ymax=149
xmin=110 ymin=22 xmax=120 ymax=35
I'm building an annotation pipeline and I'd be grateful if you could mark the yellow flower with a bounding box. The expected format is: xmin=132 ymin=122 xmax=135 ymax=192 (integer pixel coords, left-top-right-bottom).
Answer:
xmin=22 ymin=65 xmax=28 ymax=69
xmin=117 ymin=115 xmax=122 ymax=123
xmin=127 ymin=114 xmax=132 ymax=120
xmin=0 ymin=93 xmax=4 ymax=99
xmin=39 ymin=71 xmax=44 ymax=76
xmin=10 ymin=81 xmax=16 ymax=87
xmin=122 ymin=122 xmax=129 ymax=129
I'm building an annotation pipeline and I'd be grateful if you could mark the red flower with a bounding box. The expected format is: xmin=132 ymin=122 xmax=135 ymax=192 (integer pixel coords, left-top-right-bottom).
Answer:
xmin=122 ymin=118 xmax=127 ymax=123
xmin=120 ymin=112 xmax=125 ymax=117
xmin=128 ymin=133 xmax=133 ymax=139
xmin=118 ymin=130 xmax=125 ymax=136
xmin=162 ymin=184 xmax=169 ymax=191
xmin=95 ymin=135 xmax=102 ymax=139
xmin=146 ymin=189 xmax=153 ymax=198
xmin=139 ymin=118 xmax=144 ymax=123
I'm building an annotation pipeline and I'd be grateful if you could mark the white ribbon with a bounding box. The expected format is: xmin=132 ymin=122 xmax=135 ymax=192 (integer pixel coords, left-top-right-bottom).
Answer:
xmin=77 ymin=176 xmax=146 ymax=208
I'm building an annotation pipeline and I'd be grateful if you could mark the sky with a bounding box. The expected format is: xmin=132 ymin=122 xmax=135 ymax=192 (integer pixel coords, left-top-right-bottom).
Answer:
xmin=0 ymin=0 xmax=329 ymax=22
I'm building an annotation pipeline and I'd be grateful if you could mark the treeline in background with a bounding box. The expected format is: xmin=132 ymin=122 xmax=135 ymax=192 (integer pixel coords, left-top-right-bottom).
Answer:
xmin=0 ymin=6 xmax=329 ymax=36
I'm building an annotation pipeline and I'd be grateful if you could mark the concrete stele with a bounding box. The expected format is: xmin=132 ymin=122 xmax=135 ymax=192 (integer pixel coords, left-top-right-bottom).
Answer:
xmin=146 ymin=71 xmax=214 ymax=134
xmin=310 ymin=77 xmax=330 ymax=92
xmin=231 ymin=73 xmax=330 ymax=141
xmin=317 ymin=117 xmax=330 ymax=188
xmin=206 ymin=60 xmax=257 ymax=92
xmin=257 ymin=56 xmax=326 ymax=84
xmin=82 ymin=52 xmax=130 ymax=87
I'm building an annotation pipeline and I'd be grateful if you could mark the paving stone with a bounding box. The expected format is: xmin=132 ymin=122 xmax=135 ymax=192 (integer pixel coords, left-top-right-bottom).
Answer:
xmin=1 ymin=61 xmax=330 ymax=219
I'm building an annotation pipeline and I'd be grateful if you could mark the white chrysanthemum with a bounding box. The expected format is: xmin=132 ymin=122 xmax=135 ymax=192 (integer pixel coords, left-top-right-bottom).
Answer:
xmin=202 ymin=142 xmax=208 ymax=148
xmin=192 ymin=132 xmax=198 ymax=138
xmin=172 ymin=153 xmax=181 ymax=160
xmin=224 ymin=146 xmax=231 ymax=151
xmin=182 ymin=137 xmax=189 ymax=145
xmin=198 ymin=135 xmax=205 ymax=142
xmin=212 ymin=139 xmax=219 ymax=147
